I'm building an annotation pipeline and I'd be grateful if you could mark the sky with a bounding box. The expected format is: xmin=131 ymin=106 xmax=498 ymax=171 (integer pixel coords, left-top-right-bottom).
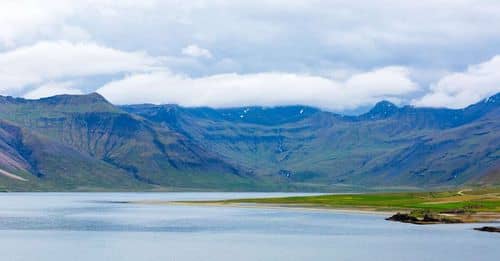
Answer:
xmin=1 ymin=0 xmax=500 ymax=111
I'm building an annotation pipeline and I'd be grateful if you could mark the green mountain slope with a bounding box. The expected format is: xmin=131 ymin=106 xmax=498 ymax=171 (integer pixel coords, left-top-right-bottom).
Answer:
xmin=0 ymin=94 xmax=262 ymax=191
xmin=0 ymin=119 xmax=147 ymax=191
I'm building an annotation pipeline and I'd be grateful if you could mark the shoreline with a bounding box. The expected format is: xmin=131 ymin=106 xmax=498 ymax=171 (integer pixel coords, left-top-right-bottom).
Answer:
xmin=133 ymin=200 xmax=500 ymax=224
xmin=132 ymin=189 xmax=500 ymax=226
xmin=135 ymin=200 xmax=395 ymax=216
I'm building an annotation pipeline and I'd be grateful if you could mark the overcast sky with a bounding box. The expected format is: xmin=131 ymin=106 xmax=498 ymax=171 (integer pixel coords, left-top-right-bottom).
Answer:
xmin=1 ymin=0 xmax=500 ymax=111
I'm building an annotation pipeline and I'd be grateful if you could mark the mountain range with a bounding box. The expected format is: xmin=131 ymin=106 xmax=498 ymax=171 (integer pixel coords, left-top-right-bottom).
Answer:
xmin=0 ymin=92 xmax=499 ymax=191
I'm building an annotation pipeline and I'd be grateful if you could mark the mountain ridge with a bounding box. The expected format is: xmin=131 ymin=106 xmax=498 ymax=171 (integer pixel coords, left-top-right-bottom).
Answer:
xmin=0 ymin=92 xmax=499 ymax=191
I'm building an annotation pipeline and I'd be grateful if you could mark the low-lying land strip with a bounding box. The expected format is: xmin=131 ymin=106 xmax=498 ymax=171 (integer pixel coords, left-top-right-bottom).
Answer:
xmin=168 ymin=188 xmax=500 ymax=227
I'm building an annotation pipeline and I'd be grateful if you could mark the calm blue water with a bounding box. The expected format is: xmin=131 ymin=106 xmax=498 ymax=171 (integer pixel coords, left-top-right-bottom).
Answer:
xmin=0 ymin=193 xmax=498 ymax=261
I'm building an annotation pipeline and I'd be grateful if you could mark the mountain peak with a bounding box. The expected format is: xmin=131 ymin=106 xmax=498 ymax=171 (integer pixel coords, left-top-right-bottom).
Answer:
xmin=373 ymin=100 xmax=397 ymax=109
xmin=361 ymin=100 xmax=399 ymax=120
xmin=38 ymin=92 xmax=109 ymax=105
xmin=483 ymin=92 xmax=500 ymax=104
xmin=0 ymin=93 xmax=119 ymax=114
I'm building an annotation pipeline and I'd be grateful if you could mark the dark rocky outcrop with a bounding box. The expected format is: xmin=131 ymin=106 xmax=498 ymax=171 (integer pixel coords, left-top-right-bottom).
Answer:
xmin=386 ymin=212 xmax=463 ymax=224
xmin=474 ymin=226 xmax=500 ymax=233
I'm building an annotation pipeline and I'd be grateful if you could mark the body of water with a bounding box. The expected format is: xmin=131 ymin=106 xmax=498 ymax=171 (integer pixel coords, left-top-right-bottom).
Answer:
xmin=0 ymin=193 xmax=498 ymax=261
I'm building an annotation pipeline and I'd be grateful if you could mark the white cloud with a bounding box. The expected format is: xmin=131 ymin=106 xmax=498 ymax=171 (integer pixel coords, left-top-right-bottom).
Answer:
xmin=97 ymin=67 xmax=419 ymax=111
xmin=24 ymin=81 xmax=83 ymax=99
xmin=0 ymin=0 xmax=75 ymax=47
xmin=413 ymin=55 xmax=500 ymax=108
xmin=0 ymin=41 xmax=161 ymax=93
xmin=181 ymin=44 xmax=213 ymax=59
xmin=0 ymin=0 xmax=157 ymax=47
xmin=1 ymin=0 xmax=500 ymax=85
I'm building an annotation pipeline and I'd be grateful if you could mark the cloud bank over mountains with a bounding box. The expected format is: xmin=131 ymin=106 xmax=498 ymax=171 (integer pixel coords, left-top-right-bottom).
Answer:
xmin=0 ymin=1 xmax=499 ymax=111
xmin=413 ymin=55 xmax=500 ymax=109
xmin=97 ymin=67 xmax=418 ymax=110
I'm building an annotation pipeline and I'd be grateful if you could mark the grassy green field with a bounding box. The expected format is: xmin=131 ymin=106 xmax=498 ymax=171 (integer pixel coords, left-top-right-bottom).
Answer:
xmin=215 ymin=188 xmax=500 ymax=213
